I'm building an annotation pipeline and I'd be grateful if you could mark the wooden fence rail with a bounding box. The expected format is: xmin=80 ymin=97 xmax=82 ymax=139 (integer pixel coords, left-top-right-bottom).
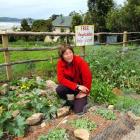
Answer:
xmin=0 ymin=46 xmax=60 ymax=52
xmin=0 ymin=31 xmax=140 ymax=82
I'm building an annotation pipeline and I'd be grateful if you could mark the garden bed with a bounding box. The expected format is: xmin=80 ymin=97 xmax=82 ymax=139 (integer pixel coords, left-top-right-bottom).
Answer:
xmin=18 ymin=108 xmax=135 ymax=140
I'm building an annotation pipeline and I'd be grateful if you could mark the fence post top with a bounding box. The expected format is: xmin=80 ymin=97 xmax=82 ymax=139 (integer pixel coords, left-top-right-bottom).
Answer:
xmin=124 ymin=31 xmax=128 ymax=33
xmin=0 ymin=31 xmax=8 ymax=35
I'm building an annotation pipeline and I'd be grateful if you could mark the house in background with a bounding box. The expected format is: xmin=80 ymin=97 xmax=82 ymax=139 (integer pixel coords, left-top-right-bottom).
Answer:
xmin=44 ymin=15 xmax=73 ymax=42
xmin=52 ymin=15 xmax=72 ymax=32
xmin=45 ymin=16 xmax=72 ymax=42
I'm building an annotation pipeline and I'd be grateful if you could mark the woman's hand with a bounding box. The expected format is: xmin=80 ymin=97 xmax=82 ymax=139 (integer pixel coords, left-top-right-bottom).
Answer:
xmin=78 ymin=85 xmax=89 ymax=93
xmin=76 ymin=92 xmax=87 ymax=99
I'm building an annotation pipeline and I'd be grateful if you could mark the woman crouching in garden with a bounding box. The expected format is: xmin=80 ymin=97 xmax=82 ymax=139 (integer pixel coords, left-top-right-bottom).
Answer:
xmin=56 ymin=44 xmax=92 ymax=114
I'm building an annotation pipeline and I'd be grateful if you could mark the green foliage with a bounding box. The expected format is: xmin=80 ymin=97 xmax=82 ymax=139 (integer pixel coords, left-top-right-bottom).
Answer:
xmin=0 ymin=77 xmax=61 ymax=138
xmin=8 ymin=115 xmax=27 ymax=137
xmin=18 ymin=77 xmax=38 ymax=91
xmin=83 ymin=12 xmax=93 ymax=25
xmin=86 ymin=46 xmax=140 ymax=94
xmin=106 ymin=0 xmax=140 ymax=32
xmin=71 ymin=13 xmax=83 ymax=32
xmin=106 ymin=8 xmax=124 ymax=32
xmin=90 ymin=79 xmax=117 ymax=105
xmin=95 ymin=108 xmax=116 ymax=120
xmin=38 ymin=135 xmax=48 ymax=140
xmin=0 ymin=129 xmax=3 ymax=138
xmin=0 ymin=41 xmax=59 ymax=80
xmin=0 ymin=111 xmax=27 ymax=138
xmin=20 ymin=19 xmax=31 ymax=31
xmin=69 ymin=118 xmax=97 ymax=131
xmin=31 ymin=19 xmax=53 ymax=32
xmin=115 ymin=96 xmax=140 ymax=116
xmin=38 ymin=128 xmax=68 ymax=140
xmin=87 ymin=0 xmax=114 ymax=31
xmin=50 ymin=14 xmax=60 ymax=21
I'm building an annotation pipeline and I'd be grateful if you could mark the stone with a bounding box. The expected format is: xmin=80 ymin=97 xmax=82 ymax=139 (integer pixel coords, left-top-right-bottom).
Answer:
xmin=44 ymin=36 xmax=53 ymax=43
xmin=26 ymin=113 xmax=44 ymax=125
xmin=41 ymin=122 xmax=47 ymax=128
xmin=36 ymin=76 xmax=42 ymax=81
xmin=40 ymin=90 xmax=47 ymax=96
xmin=17 ymin=99 xmax=30 ymax=106
xmin=108 ymin=105 xmax=114 ymax=110
xmin=12 ymin=110 xmax=20 ymax=118
xmin=57 ymin=106 xmax=70 ymax=118
xmin=62 ymin=119 xmax=68 ymax=124
xmin=10 ymin=86 xmax=18 ymax=91
xmin=74 ymin=129 xmax=90 ymax=140
xmin=112 ymin=87 xmax=123 ymax=96
xmin=36 ymin=76 xmax=44 ymax=85
xmin=46 ymin=80 xmax=57 ymax=93
xmin=0 ymin=83 xmax=9 ymax=95
xmin=127 ymin=111 xmax=140 ymax=121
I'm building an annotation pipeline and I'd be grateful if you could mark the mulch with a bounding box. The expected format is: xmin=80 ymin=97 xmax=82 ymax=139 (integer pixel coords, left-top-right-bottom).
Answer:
xmin=14 ymin=109 xmax=135 ymax=140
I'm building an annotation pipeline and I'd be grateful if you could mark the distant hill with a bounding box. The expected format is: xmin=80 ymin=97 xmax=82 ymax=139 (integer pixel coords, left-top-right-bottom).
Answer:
xmin=0 ymin=17 xmax=21 ymax=22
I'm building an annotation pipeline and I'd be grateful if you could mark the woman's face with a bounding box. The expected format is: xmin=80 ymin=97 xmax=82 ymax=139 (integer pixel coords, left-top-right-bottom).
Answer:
xmin=62 ymin=49 xmax=74 ymax=63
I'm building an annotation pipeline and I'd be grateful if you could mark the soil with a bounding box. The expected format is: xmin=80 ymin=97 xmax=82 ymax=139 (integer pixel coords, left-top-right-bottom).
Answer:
xmin=121 ymin=122 xmax=140 ymax=140
xmin=14 ymin=109 xmax=135 ymax=140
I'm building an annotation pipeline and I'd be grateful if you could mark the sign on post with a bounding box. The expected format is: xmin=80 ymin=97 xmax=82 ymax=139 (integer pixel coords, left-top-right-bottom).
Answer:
xmin=75 ymin=25 xmax=94 ymax=46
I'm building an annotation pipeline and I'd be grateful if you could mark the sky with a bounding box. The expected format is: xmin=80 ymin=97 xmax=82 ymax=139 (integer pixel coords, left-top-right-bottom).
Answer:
xmin=0 ymin=0 xmax=126 ymax=19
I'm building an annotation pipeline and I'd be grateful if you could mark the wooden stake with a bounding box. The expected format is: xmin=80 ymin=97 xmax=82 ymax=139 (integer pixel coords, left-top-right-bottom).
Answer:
xmin=2 ymin=34 xmax=12 ymax=81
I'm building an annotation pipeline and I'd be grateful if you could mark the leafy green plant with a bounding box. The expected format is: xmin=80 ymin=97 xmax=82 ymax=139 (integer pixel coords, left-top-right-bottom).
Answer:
xmin=95 ymin=108 xmax=116 ymax=120
xmin=38 ymin=135 xmax=48 ymax=140
xmin=0 ymin=112 xmax=27 ymax=138
xmin=115 ymin=96 xmax=140 ymax=116
xmin=86 ymin=45 xmax=140 ymax=94
xmin=37 ymin=128 xmax=68 ymax=140
xmin=90 ymin=79 xmax=117 ymax=105
xmin=69 ymin=118 xmax=97 ymax=131
xmin=19 ymin=77 xmax=38 ymax=91
xmin=0 ymin=77 xmax=61 ymax=138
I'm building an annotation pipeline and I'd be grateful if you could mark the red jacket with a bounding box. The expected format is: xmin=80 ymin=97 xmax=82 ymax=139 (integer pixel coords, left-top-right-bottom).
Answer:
xmin=57 ymin=55 xmax=92 ymax=95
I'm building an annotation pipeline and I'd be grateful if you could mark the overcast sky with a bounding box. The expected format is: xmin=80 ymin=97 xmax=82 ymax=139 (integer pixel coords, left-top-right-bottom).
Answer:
xmin=0 ymin=0 xmax=126 ymax=19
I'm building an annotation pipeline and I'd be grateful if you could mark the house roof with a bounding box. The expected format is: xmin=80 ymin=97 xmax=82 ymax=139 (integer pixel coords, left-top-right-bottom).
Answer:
xmin=52 ymin=16 xmax=72 ymax=27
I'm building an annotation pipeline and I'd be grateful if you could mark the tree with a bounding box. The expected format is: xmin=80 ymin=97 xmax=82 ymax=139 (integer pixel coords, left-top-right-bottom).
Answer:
xmin=20 ymin=19 xmax=31 ymax=31
xmin=71 ymin=13 xmax=83 ymax=32
xmin=88 ymin=0 xmax=114 ymax=32
xmin=127 ymin=0 xmax=140 ymax=5
xmin=31 ymin=19 xmax=52 ymax=32
xmin=106 ymin=8 xmax=125 ymax=32
xmin=83 ymin=12 xmax=93 ymax=24
xmin=123 ymin=0 xmax=140 ymax=31
xmin=69 ymin=11 xmax=77 ymax=16
xmin=50 ymin=14 xmax=59 ymax=21
xmin=106 ymin=0 xmax=140 ymax=32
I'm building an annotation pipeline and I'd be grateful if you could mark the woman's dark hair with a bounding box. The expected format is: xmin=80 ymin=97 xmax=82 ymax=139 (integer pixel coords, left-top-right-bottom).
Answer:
xmin=58 ymin=44 xmax=74 ymax=59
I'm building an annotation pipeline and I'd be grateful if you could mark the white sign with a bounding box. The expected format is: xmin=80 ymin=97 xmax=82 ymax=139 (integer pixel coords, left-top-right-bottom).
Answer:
xmin=75 ymin=25 xmax=94 ymax=46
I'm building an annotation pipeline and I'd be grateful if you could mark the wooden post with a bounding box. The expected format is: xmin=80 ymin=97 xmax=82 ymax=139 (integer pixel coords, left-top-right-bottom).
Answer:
xmin=123 ymin=31 xmax=128 ymax=47
xmin=2 ymin=34 xmax=12 ymax=81
xmin=80 ymin=46 xmax=85 ymax=58
xmin=66 ymin=35 xmax=68 ymax=44
xmin=98 ymin=33 xmax=102 ymax=44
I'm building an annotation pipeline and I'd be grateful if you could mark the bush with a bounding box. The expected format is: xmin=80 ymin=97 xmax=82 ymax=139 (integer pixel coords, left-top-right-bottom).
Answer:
xmin=90 ymin=79 xmax=117 ymax=105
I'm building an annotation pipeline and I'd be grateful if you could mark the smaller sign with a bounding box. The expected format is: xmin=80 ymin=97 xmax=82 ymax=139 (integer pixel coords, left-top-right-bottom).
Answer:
xmin=75 ymin=25 xmax=94 ymax=46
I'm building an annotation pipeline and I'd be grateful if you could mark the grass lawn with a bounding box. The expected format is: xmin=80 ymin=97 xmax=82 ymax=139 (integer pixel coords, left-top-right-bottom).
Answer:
xmin=0 ymin=41 xmax=81 ymax=81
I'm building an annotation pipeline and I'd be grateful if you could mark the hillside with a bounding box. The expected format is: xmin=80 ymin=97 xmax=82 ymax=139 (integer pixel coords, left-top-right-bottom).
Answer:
xmin=0 ymin=17 xmax=21 ymax=22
